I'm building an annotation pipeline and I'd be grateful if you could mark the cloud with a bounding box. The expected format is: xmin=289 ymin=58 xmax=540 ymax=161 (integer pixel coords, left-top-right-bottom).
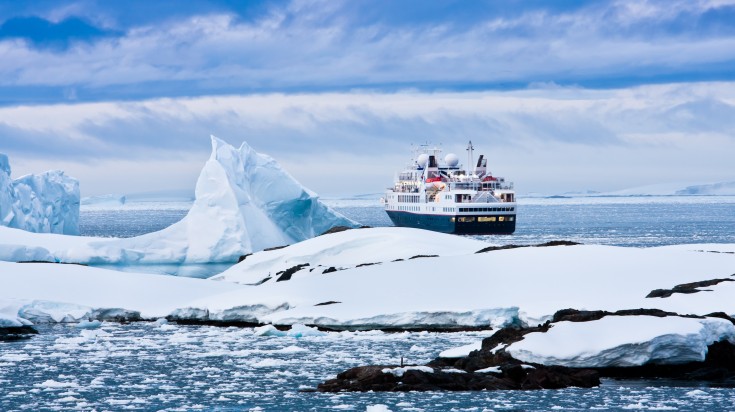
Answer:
xmin=1 ymin=0 xmax=735 ymax=101
xmin=1 ymin=84 xmax=733 ymax=195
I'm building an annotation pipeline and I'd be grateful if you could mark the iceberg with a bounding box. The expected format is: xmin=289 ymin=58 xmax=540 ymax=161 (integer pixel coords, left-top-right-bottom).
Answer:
xmin=0 ymin=137 xmax=355 ymax=264
xmin=0 ymin=154 xmax=79 ymax=235
xmin=163 ymin=135 xmax=357 ymax=261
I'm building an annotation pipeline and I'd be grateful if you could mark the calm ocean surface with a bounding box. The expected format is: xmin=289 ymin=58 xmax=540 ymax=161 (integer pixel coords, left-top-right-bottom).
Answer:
xmin=3 ymin=196 xmax=734 ymax=411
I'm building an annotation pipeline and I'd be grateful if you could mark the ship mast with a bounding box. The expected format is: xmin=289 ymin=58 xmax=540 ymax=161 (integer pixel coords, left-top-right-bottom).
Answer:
xmin=466 ymin=140 xmax=474 ymax=176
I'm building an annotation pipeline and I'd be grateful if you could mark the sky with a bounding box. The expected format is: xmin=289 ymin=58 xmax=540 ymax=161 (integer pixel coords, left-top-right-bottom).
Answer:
xmin=0 ymin=0 xmax=734 ymax=197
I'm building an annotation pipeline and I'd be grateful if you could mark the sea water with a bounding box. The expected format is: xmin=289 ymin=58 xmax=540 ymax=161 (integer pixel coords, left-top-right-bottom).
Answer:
xmin=2 ymin=324 xmax=734 ymax=411
xmin=3 ymin=196 xmax=735 ymax=411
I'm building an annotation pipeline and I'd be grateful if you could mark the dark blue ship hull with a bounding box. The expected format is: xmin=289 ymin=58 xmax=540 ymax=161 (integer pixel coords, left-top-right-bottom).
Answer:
xmin=386 ymin=210 xmax=516 ymax=235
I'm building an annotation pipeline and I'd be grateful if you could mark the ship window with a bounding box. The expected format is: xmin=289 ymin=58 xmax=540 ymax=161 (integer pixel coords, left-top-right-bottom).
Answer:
xmin=478 ymin=216 xmax=496 ymax=222
xmin=509 ymin=217 xmax=515 ymax=221
xmin=458 ymin=217 xmax=475 ymax=223
xmin=499 ymin=216 xmax=505 ymax=222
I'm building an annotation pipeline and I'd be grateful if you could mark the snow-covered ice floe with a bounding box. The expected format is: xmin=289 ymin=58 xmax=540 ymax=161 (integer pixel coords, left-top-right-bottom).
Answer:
xmin=0 ymin=136 xmax=355 ymax=264
xmin=506 ymin=316 xmax=735 ymax=368
xmin=0 ymin=153 xmax=79 ymax=235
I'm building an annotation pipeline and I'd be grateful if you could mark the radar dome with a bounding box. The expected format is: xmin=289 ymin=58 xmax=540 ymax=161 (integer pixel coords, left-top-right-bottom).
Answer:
xmin=416 ymin=154 xmax=429 ymax=166
xmin=444 ymin=153 xmax=459 ymax=167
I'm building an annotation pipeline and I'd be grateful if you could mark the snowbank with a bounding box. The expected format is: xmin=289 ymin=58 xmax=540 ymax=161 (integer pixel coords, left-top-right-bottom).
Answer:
xmin=0 ymin=154 xmax=79 ymax=235
xmin=507 ymin=316 xmax=735 ymax=368
xmin=0 ymin=137 xmax=355 ymax=264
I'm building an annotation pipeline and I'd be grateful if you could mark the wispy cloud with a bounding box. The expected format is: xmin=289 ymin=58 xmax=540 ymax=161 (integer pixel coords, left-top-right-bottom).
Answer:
xmin=1 ymin=84 xmax=733 ymax=195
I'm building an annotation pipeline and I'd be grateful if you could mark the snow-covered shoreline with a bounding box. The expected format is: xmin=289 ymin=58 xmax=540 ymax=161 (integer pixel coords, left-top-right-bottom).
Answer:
xmin=1 ymin=228 xmax=732 ymax=330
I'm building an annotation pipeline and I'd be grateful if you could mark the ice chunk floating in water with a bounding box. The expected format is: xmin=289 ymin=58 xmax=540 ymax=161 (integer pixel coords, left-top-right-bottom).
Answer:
xmin=0 ymin=153 xmax=79 ymax=235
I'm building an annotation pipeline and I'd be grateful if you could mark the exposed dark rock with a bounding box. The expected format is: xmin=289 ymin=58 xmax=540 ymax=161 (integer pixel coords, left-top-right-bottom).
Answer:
xmin=319 ymin=225 xmax=372 ymax=236
xmin=89 ymin=308 xmax=142 ymax=323
xmin=319 ymin=226 xmax=354 ymax=236
xmin=318 ymin=351 xmax=598 ymax=392
xmin=476 ymin=244 xmax=525 ymax=253
xmin=322 ymin=267 xmax=338 ymax=274
xmin=552 ymin=309 xmax=608 ymax=323
xmin=314 ymin=301 xmax=341 ymax=306
xmin=594 ymin=340 xmax=735 ymax=385
xmin=167 ymin=318 xmax=264 ymax=328
xmin=246 ymin=276 xmax=271 ymax=286
xmin=705 ymin=312 xmax=735 ymax=325
xmin=318 ymin=322 xmax=599 ymax=392
xmin=0 ymin=325 xmax=38 ymax=342
xmin=552 ymin=308 xmax=706 ymax=323
xmin=356 ymin=262 xmax=379 ymax=268
xmin=263 ymin=245 xmax=289 ymax=252
xmin=476 ymin=240 xmax=581 ymax=254
xmin=391 ymin=258 xmax=404 ymax=262
xmin=408 ymin=254 xmax=439 ymax=260
xmin=646 ymin=278 xmax=734 ymax=298
xmin=537 ymin=240 xmax=581 ymax=247
xmin=275 ymin=263 xmax=310 ymax=282
xmin=16 ymin=260 xmax=88 ymax=266
xmin=237 ymin=253 xmax=252 ymax=263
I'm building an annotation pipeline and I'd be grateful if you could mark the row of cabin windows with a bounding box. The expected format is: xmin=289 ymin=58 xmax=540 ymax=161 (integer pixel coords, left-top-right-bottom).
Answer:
xmin=398 ymin=195 xmax=420 ymax=203
xmin=397 ymin=205 xmax=420 ymax=212
xmin=456 ymin=216 xmax=515 ymax=223
xmin=459 ymin=207 xmax=514 ymax=212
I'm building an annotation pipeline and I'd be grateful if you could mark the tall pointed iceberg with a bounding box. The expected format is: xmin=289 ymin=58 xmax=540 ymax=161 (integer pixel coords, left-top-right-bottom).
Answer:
xmin=165 ymin=136 xmax=356 ymax=262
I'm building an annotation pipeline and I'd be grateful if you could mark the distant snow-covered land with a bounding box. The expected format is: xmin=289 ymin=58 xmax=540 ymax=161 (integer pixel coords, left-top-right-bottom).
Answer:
xmin=521 ymin=181 xmax=735 ymax=198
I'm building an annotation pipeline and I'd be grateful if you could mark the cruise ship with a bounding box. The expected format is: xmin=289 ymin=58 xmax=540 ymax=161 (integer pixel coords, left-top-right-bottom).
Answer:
xmin=383 ymin=142 xmax=516 ymax=234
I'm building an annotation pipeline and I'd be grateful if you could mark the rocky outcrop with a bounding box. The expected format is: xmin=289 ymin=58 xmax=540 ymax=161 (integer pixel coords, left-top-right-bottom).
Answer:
xmin=317 ymin=363 xmax=598 ymax=392
xmin=318 ymin=323 xmax=600 ymax=392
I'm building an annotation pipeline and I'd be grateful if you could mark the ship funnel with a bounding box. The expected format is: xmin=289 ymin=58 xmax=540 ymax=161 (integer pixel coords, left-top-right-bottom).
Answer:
xmin=475 ymin=155 xmax=487 ymax=178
